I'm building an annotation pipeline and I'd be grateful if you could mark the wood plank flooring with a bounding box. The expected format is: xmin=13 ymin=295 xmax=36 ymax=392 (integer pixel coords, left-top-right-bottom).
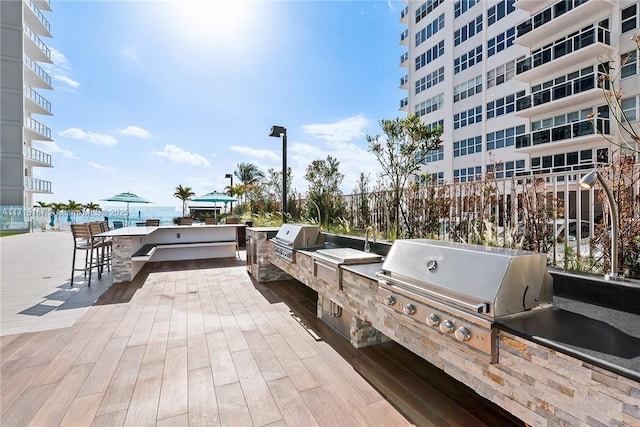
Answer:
xmin=1 ymin=258 xmax=524 ymax=426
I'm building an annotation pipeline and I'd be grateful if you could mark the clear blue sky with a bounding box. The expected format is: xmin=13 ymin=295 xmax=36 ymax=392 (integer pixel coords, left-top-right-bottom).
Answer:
xmin=35 ymin=0 xmax=405 ymax=210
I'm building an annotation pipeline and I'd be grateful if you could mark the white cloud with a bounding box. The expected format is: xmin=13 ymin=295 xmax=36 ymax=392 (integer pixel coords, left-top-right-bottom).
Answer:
xmin=36 ymin=140 xmax=77 ymax=159
xmin=44 ymin=47 xmax=80 ymax=90
xmin=150 ymin=144 xmax=210 ymax=167
xmin=59 ymin=128 xmax=118 ymax=146
xmin=302 ymin=114 xmax=370 ymax=143
xmin=228 ymin=145 xmax=279 ymax=162
xmin=88 ymin=161 xmax=113 ymax=172
xmin=117 ymin=125 xmax=152 ymax=138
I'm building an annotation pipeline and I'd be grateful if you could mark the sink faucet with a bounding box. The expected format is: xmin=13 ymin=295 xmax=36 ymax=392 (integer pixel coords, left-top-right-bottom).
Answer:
xmin=364 ymin=226 xmax=376 ymax=253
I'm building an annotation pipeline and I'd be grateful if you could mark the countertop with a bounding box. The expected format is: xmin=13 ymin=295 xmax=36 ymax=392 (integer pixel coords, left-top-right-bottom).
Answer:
xmin=99 ymin=224 xmax=242 ymax=237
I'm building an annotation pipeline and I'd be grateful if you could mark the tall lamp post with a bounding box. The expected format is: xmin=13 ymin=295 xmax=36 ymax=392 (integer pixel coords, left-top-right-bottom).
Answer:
xmin=224 ymin=173 xmax=233 ymax=214
xmin=579 ymin=169 xmax=621 ymax=280
xmin=269 ymin=125 xmax=287 ymax=223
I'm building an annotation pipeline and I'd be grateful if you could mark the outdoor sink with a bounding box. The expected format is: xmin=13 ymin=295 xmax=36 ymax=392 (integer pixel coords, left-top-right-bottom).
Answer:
xmin=314 ymin=248 xmax=383 ymax=265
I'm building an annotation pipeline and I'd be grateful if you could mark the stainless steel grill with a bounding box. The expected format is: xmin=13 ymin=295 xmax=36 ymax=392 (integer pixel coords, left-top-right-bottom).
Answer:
xmin=377 ymin=239 xmax=553 ymax=361
xmin=271 ymin=224 xmax=324 ymax=262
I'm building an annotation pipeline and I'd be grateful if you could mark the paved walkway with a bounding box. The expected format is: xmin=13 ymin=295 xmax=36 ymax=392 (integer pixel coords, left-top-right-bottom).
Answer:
xmin=1 ymin=230 xmax=113 ymax=336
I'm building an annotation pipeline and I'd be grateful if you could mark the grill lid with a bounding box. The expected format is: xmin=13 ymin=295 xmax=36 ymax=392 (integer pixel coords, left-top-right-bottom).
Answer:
xmin=273 ymin=224 xmax=323 ymax=248
xmin=380 ymin=239 xmax=552 ymax=317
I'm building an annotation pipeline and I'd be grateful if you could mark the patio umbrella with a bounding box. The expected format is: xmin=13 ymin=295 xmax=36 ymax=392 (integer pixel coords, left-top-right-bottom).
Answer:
xmin=101 ymin=191 xmax=153 ymax=226
xmin=190 ymin=192 xmax=237 ymax=218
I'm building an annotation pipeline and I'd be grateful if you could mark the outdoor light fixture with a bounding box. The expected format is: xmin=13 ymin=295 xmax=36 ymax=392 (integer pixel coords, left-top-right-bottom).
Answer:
xmin=268 ymin=125 xmax=287 ymax=223
xmin=225 ymin=173 xmax=233 ymax=214
xmin=579 ymin=169 xmax=621 ymax=280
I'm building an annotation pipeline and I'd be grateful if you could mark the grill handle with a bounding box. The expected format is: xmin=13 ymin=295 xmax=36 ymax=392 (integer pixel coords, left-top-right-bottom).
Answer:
xmin=378 ymin=277 xmax=490 ymax=314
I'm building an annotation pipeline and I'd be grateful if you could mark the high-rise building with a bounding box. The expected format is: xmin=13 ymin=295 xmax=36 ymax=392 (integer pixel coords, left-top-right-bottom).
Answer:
xmin=1 ymin=0 xmax=54 ymax=211
xmin=399 ymin=0 xmax=638 ymax=184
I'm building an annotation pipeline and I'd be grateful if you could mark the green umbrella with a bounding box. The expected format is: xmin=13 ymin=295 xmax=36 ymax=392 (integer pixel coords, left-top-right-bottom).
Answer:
xmin=101 ymin=191 xmax=153 ymax=226
xmin=190 ymin=192 xmax=238 ymax=218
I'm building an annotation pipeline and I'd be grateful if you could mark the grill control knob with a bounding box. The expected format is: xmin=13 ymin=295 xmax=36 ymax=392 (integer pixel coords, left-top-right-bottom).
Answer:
xmin=426 ymin=313 xmax=440 ymax=327
xmin=455 ymin=327 xmax=471 ymax=342
xmin=440 ymin=320 xmax=454 ymax=334
xmin=403 ymin=304 xmax=416 ymax=316
xmin=384 ymin=295 xmax=396 ymax=306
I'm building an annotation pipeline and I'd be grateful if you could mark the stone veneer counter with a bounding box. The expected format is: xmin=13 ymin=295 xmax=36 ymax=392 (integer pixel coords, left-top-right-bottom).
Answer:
xmin=265 ymin=237 xmax=640 ymax=426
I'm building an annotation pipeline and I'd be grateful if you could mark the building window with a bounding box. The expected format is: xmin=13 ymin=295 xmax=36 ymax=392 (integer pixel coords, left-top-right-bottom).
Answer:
xmin=486 ymin=125 xmax=525 ymax=151
xmin=531 ymin=148 xmax=608 ymax=174
xmin=454 ymin=0 xmax=479 ymax=18
xmin=419 ymin=171 xmax=445 ymax=185
xmin=487 ymin=59 xmax=516 ymax=88
xmin=454 ymin=166 xmax=482 ymax=182
xmin=622 ymin=96 xmax=639 ymax=122
xmin=453 ymin=136 xmax=482 ymax=157
xmin=622 ymin=3 xmax=638 ymax=33
xmin=416 ymin=40 xmax=445 ymax=71
xmin=416 ymin=67 xmax=445 ymax=95
xmin=424 ymin=146 xmax=444 ymax=163
xmin=427 ymin=119 xmax=445 ymax=132
xmin=454 ymin=75 xmax=482 ymax=102
xmin=487 ymin=0 xmax=515 ymax=26
xmin=487 ymin=27 xmax=516 ymax=57
xmin=454 ymin=45 xmax=482 ymax=74
xmin=416 ymin=0 xmax=445 ymax=24
xmin=415 ymin=93 xmax=444 ymax=117
xmin=416 ymin=13 xmax=445 ymax=47
xmin=454 ymin=15 xmax=482 ymax=46
xmin=486 ymin=94 xmax=516 ymax=119
xmin=454 ymin=106 xmax=482 ymax=129
xmin=621 ymin=50 xmax=638 ymax=79
xmin=487 ymin=160 xmax=525 ymax=178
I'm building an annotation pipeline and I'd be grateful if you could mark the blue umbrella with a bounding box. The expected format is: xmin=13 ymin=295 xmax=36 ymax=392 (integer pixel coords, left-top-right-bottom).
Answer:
xmin=101 ymin=192 xmax=153 ymax=226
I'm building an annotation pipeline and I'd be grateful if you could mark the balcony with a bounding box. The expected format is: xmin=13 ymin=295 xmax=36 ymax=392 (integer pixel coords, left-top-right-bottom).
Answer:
xmin=400 ymin=51 xmax=409 ymax=68
xmin=23 ymin=56 xmax=52 ymax=89
xmin=23 ymin=0 xmax=51 ymax=37
xmin=24 ymin=85 xmax=52 ymax=115
xmin=24 ymin=115 xmax=52 ymax=141
xmin=400 ymin=74 xmax=408 ymax=89
xmin=516 ymin=0 xmax=613 ymax=48
xmin=24 ymin=147 xmax=53 ymax=167
xmin=400 ymin=97 xmax=408 ymax=112
xmin=400 ymin=29 xmax=409 ymax=46
xmin=23 ymin=25 xmax=51 ymax=63
xmin=33 ymin=0 xmax=51 ymax=12
xmin=514 ymin=0 xmax=553 ymax=14
xmin=25 ymin=177 xmax=52 ymax=193
xmin=515 ymin=22 xmax=613 ymax=82
xmin=400 ymin=6 xmax=408 ymax=24
xmin=515 ymin=117 xmax=610 ymax=153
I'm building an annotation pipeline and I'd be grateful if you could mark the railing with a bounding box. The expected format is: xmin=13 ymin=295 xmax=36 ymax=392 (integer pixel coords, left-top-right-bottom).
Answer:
xmin=24 ymin=177 xmax=52 ymax=193
xmin=516 ymin=0 xmax=590 ymax=38
xmin=400 ymin=97 xmax=408 ymax=109
xmin=24 ymin=115 xmax=51 ymax=139
xmin=26 ymin=0 xmax=51 ymax=33
xmin=24 ymin=55 xmax=52 ymax=86
xmin=24 ymin=25 xmax=51 ymax=60
xmin=516 ymin=21 xmax=610 ymax=75
xmin=515 ymin=117 xmax=610 ymax=148
xmin=24 ymin=146 xmax=52 ymax=166
xmin=400 ymin=75 xmax=408 ymax=87
xmin=400 ymin=51 xmax=409 ymax=65
xmin=24 ymin=85 xmax=51 ymax=113
xmin=400 ymin=29 xmax=409 ymax=42
xmin=515 ymin=70 xmax=600 ymax=111
xmin=400 ymin=6 xmax=408 ymax=20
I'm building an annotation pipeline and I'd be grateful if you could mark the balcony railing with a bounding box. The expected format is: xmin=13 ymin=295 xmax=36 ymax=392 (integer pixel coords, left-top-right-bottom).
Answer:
xmin=400 ymin=29 xmax=409 ymax=43
xmin=400 ymin=97 xmax=408 ymax=109
xmin=400 ymin=75 xmax=408 ymax=87
xmin=400 ymin=51 xmax=409 ymax=65
xmin=24 ymin=25 xmax=51 ymax=60
xmin=24 ymin=146 xmax=52 ymax=166
xmin=516 ymin=21 xmax=610 ymax=75
xmin=26 ymin=0 xmax=51 ymax=33
xmin=515 ymin=68 xmax=603 ymax=111
xmin=24 ymin=115 xmax=51 ymax=139
xmin=516 ymin=0 xmax=590 ymax=38
xmin=24 ymin=56 xmax=52 ymax=87
xmin=515 ymin=117 xmax=610 ymax=148
xmin=25 ymin=177 xmax=52 ymax=193
xmin=24 ymin=85 xmax=51 ymax=113
xmin=401 ymin=6 xmax=408 ymax=20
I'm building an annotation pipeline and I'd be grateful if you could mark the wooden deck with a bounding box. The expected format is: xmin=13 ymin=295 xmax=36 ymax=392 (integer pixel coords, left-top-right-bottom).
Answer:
xmin=0 ymin=258 xmax=523 ymax=426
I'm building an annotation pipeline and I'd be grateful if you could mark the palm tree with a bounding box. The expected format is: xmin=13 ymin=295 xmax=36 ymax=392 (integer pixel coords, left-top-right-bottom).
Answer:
xmin=49 ymin=202 xmax=66 ymax=228
xmin=66 ymin=200 xmax=84 ymax=223
xmin=234 ymin=163 xmax=264 ymax=206
xmin=34 ymin=201 xmax=50 ymax=230
xmin=174 ymin=185 xmax=195 ymax=217
xmin=84 ymin=201 xmax=101 ymax=217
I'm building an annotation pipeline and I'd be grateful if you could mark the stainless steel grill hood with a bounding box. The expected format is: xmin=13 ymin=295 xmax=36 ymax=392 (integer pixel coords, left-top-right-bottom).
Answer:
xmin=379 ymin=239 xmax=553 ymax=318
xmin=273 ymin=224 xmax=323 ymax=248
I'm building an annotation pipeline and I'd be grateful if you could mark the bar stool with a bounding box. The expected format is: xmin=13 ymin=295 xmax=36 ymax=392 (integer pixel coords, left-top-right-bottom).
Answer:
xmin=70 ymin=223 xmax=101 ymax=287
xmin=89 ymin=222 xmax=111 ymax=275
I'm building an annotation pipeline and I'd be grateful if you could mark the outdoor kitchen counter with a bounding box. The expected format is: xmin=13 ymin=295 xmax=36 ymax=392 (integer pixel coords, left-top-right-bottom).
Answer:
xmin=496 ymin=295 xmax=640 ymax=383
xmin=341 ymin=261 xmax=384 ymax=281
